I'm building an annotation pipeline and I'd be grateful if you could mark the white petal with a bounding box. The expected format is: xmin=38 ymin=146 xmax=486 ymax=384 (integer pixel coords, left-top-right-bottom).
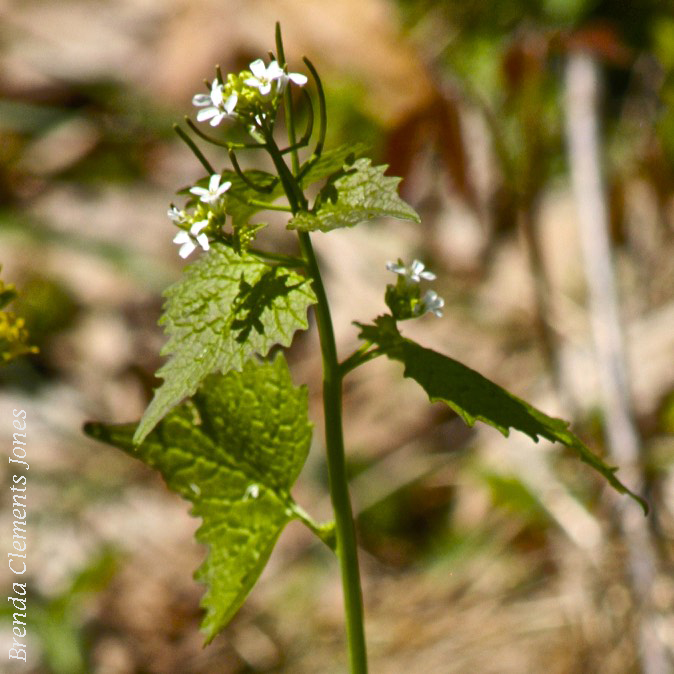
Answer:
xmin=289 ymin=72 xmax=308 ymax=86
xmin=208 ymin=174 xmax=221 ymax=191
xmin=192 ymin=93 xmax=212 ymax=106
xmin=190 ymin=220 xmax=209 ymax=236
xmin=215 ymin=180 xmax=231 ymax=197
xmin=178 ymin=240 xmax=196 ymax=258
xmin=223 ymin=93 xmax=238 ymax=113
xmin=420 ymin=270 xmax=436 ymax=281
xmin=210 ymin=81 xmax=224 ymax=106
xmin=196 ymin=107 xmax=219 ymax=122
xmin=244 ymin=77 xmax=260 ymax=88
xmin=249 ymin=59 xmax=266 ymax=78
xmin=195 ymin=233 xmax=210 ymax=251
xmin=266 ymin=61 xmax=284 ymax=79
xmin=410 ymin=260 xmax=425 ymax=279
xmin=386 ymin=261 xmax=406 ymax=275
xmin=259 ymin=82 xmax=272 ymax=96
xmin=209 ymin=112 xmax=226 ymax=127
xmin=189 ymin=186 xmax=208 ymax=198
xmin=173 ymin=231 xmax=191 ymax=244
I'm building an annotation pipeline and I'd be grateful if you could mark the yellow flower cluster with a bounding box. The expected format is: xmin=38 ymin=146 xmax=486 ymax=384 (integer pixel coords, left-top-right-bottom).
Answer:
xmin=0 ymin=278 xmax=37 ymax=363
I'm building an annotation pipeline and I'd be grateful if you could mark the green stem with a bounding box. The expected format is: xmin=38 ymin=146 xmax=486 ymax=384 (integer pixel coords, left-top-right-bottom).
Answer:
xmin=173 ymin=124 xmax=215 ymax=174
xmin=247 ymin=247 xmax=306 ymax=267
xmin=229 ymin=194 xmax=291 ymax=212
xmin=275 ymin=26 xmax=367 ymax=670
xmin=276 ymin=22 xmax=300 ymax=177
xmin=185 ymin=117 xmax=264 ymax=151
xmin=228 ymin=149 xmax=277 ymax=193
xmin=339 ymin=342 xmax=382 ymax=377
xmin=265 ymin=135 xmax=307 ymax=212
xmin=290 ymin=501 xmax=337 ymax=551
xmin=299 ymin=231 xmax=368 ymax=674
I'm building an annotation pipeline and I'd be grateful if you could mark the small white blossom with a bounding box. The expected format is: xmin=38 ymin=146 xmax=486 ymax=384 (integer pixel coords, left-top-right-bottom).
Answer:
xmin=245 ymin=59 xmax=307 ymax=96
xmin=189 ymin=174 xmax=231 ymax=204
xmin=418 ymin=289 xmax=444 ymax=318
xmin=386 ymin=259 xmax=436 ymax=283
xmin=167 ymin=205 xmax=188 ymax=224
xmin=277 ymin=69 xmax=308 ymax=92
xmin=245 ymin=59 xmax=284 ymax=95
xmin=173 ymin=219 xmax=210 ymax=259
xmin=193 ymin=79 xmax=237 ymax=126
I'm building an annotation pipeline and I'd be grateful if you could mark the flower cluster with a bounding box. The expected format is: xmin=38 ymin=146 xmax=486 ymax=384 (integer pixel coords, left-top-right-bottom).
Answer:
xmin=170 ymin=174 xmax=230 ymax=259
xmin=191 ymin=58 xmax=307 ymax=131
xmin=172 ymin=56 xmax=308 ymax=258
xmin=0 ymin=276 xmax=37 ymax=363
xmin=385 ymin=259 xmax=444 ymax=319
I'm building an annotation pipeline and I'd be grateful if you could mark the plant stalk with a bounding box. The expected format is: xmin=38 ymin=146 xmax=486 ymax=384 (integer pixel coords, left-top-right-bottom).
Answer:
xmin=274 ymin=25 xmax=368 ymax=668
xmin=298 ymin=230 xmax=368 ymax=674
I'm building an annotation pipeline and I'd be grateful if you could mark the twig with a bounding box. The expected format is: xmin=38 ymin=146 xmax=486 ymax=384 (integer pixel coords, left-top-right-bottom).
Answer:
xmin=564 ymin=51 xmax=668 ymax=674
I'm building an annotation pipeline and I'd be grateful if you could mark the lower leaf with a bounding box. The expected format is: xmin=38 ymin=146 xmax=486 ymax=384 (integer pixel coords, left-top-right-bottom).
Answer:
xmin=360 ymin=317 xmax=648 ymax=514
xmin=85 ymin=354 xmax=314 ymax=642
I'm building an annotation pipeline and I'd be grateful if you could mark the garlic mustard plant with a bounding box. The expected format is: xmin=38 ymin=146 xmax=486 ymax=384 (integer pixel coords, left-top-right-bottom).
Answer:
xmin=86 ymin=24 xmax=647 ymax=674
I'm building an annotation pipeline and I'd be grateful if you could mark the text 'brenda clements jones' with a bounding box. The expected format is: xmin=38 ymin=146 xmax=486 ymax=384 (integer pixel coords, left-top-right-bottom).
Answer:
xmin=8 ymin=408 xmax=29 ymax=662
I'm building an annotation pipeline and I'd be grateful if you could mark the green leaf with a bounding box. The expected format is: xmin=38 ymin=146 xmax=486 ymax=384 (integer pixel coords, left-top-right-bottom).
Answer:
xmin=85 ymin=355 xmax=313 ymax=643
xmin=221 ymin=169 xmax=285 ymax=229
xmin=360 ymin=317 xmax=648 ymax=513
xmin=298 ymin=142 xmax=369 ymax=188
xmin=134 ymin=244 xmax=316 ymax=444
xmin=288 ymin=158 xmax=420 ymax=232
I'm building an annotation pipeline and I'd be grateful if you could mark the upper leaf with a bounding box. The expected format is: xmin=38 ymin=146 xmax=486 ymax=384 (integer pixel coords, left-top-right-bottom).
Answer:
xmin=360 ymin=316 xmax=647 ymax=513
xmin=298 ymin=142 xmax=369 ymax=188
xmin=85 ymin=355 xmax=313 ymax=642
xmin=288 ymin=158 xmax=420 ymax=232
xmin=134 ymin=244 xmax=316 ymax=444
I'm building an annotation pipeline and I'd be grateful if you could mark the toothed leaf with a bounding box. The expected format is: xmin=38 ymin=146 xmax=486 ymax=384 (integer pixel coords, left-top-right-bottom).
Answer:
xmin=135 ymin=244 xmax=315 ymax=443
xmin=298 ymin=142 xmax=369 ymax=187
xmin=288 ymin=158 xmax=420 ymax=232
xmin=359 ymin=317 xmax=647 ymax=513
xmin=85 ymin=355 xmax=313 ymax=642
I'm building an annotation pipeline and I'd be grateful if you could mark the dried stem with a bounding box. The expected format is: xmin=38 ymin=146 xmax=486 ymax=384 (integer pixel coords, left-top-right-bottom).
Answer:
xmin=564 ymin=51 xmax=667 ymax=674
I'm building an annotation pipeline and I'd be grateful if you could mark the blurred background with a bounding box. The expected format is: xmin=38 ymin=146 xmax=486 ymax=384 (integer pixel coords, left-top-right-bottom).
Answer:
xmin=1 ymin=0 xmax=674 ymax=672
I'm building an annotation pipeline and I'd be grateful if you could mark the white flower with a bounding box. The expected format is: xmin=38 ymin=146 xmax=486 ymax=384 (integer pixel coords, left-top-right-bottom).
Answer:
xmin=418 ymin=290 xmax=444 ymax=318
xmin=189 ymin=174 xmax=231 ymax=204
xmin=245 ymin=59 xmax=307 ymax=95
xmin=167 ymin=205 xmax=188 ymax=224
xmin=173 ymin=220 xmax=210 ymax=259
xmin=386 ymin=259 xmax=436 ymax=283
xmin=192 ymin=79 xmax=237 ymax=126
xmin=245 ymin=59 xmax=284 ymax=95
xmin=277 ymin=69 xmax=308 ymax=92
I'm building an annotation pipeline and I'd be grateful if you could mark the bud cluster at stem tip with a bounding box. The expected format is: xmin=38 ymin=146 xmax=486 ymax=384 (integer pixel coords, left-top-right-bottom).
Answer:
xmin=385 ymin=259 xmax=444 ymax=319
xmin=191 ymin=58 xmax=308 ymax=131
